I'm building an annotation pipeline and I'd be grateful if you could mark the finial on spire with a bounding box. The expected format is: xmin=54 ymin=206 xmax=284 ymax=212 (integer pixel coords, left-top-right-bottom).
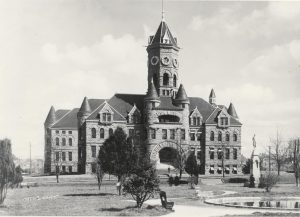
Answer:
xmin=162 ymin=0 xmax=165 ymax=21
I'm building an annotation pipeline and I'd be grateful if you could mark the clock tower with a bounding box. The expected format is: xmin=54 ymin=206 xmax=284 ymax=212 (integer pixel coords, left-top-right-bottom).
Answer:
xmin=147 ymin=19 xmax=180 ymax=98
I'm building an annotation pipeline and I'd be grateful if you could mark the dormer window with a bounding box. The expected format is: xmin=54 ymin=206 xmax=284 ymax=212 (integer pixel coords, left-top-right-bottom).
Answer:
xmin=189 ymin=107 xmax=202 ymax=126
xmin=99 ymin=103 xmax=114 ymax=124
xmin=217 ymin=108 xmax=230 ymax=128
xmin=128 ymin=104 xmax=141 ymax=124
xmin=102 ymin=113 xmax=112 ymax=122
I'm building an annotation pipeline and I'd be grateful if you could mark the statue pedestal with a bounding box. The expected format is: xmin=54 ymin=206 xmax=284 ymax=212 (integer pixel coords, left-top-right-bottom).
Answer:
xmin=250 ymin=150 xmax=261 ymax=186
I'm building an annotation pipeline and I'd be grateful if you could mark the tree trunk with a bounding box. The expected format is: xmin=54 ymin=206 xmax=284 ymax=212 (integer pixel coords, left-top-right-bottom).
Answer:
xmin=179 ymin=169 xmax=182 ymax=179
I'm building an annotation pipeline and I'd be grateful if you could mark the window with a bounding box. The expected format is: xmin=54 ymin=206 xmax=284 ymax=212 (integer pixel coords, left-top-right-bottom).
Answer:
xmin=159 ymin=115 xmax=179 ymax=123
xmin=92 ymin=146 xmax=96 ymax=158
xmin=197 ymin=133 xmax=201 ymax=141
xmin=135 ymin=129 xmax=140 ymax=138
xmin=109 ymin=128 xmax=113 ymax=136
xmin=226 ymin=133 xmax=230 ymax=141
xmin=220 ymin=117 xmax=229 ymax=126
xmin=62 ymin=166 xmax=66 ymax=173
xmin=217 ymin=165 xmax=222 ymax=174
xmin=91 ymin=128 xmax=96 ymax=138
xmin=129 ymin=129 xmax=134 ymax=138
xmin=209 ymin=148 xmax=214 ymax=160
xmin=68 ymin=166 xmax=72 ymax=173
xmin=232 ymin=165 xmax=237 ymax=174
xmin=62 ymin=138 xmax=66 ymax=146
xmin=100 ymin=128 xmax=104 ymax=138
xmin=162 ymin=129 xmax=167 ymax=139
xmin=132 ymin=114 xmax=140 ymax=123
xmin=62 ymin=152 xmax=66 ymax=161
xmin=181 ymin=129 xmax=185 ymax=140
xmin=68 ymin=152 xmax=72 ymax=161
xmin=150 ymin=129 xmax=156 ymax=139
xmin=233 ymin=133 xmax=237 ymax=141
xmin=210 ymin=131 xmax=214 ymax=141
xmin=56 ymin=138 xmax=59 ymax=146
xmin=62 ymin=130 xmax=66 ymax=134
xmin=218 ymin=132 xmax=222 ymax=142
xmin=68 ymin=131 xmax=72 ymax=134
xmin=56 ymin=130 xmax=59 ymax=134
xmin=193 ymin=117 xmax=197 ymax=125
xmin=55 ymin=152 xmax=59 ymax=161
xmin=233 ymin=148 xmax=237 ymax=160
xmin=69 ymin=138 xmax=72 ymax=146
xmin=102 ymin=113 xmax=112 ymax=122
xmin=190 ymin=133 xmax=195 ymax=141
xmin=163 ymin=73 xmax=169 ymax=86
xmin=210 ymin=165 xmax=214 ymax=174
xmin=217 ymin=148 xmax=223 ymax=160
xmin=173 ymin=75 xmax=177 ymax=87
xmin=225 ymin=165 xmax=230 ymax=174
xmin=170 ymin=129 xmax=175 ymax=140
xmin=225 ymin=148 xmax=230 ymax=159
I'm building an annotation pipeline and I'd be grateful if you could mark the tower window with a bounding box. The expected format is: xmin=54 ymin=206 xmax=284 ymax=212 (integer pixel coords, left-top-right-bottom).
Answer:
xmin=162 ymin=129 xmax=167 ymax=139
xmin=163 ymin=73 xmax=169 ymax=86
xmin=218 ymin=132 xmax=222 ymax=142
xmin=173 ymin=75 xmax=177 ymax=87
xmin=233 ymin=133 xmax=237 ymax=141
xmin=100 ymin=128 xmax=104 ymax=138
xmin=91 ymin=128 xmax=96 ymax=138
xmin=170 ymin=129 xmax=175 ymax=140
xmin=210 ymin=131 xmax=214 ymax=141
xmin=150 ymin=129 xmax=156 ymax=139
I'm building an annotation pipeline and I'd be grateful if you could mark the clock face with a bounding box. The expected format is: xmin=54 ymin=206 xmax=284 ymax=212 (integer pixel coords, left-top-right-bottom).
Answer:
xmin=150 ymin=56 xmax=159 ymax=65
xmin=173 ymin=58 xmax=178 ymax=68
xmin=161 ymin=56 xmax=170 ymax=65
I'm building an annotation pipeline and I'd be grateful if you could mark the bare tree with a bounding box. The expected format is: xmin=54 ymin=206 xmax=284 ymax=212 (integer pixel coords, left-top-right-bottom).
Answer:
xmin=291 ymin=138 xmax=300 ymax=187
xmin=269 ymin=131 xmax=289 ymax=176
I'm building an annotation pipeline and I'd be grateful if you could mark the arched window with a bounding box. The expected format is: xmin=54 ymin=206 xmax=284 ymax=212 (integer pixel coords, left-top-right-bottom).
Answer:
xmin=100 ymin=128 xmax=104 ymax=139
xmin=218 ymin=132 xmax=222 ymax=141
xmin=109 ymin=128 xmax=113 ymax=136
xmin=163 ymin=73 xmax=169 ymax=86
xmin=226 ymin=133 xmax=230 ymax=142
xmin=210 ymin=131 xmax=214 ymax=141
xmin=173 ymin=75 xmax=177 ymax=87
xmin=91 ymin=128 xmax=96 ymax=138
xmin=62 ymin=138 xmax=66 ymax=146
xmin=159 ymin=115 xmax=180 ymax=123
xmin=56 ymin=138 xmax=59 ymax=146
xmin=69 ymin=138 xmax=72 ymax=146
xmin=233 ymin=133 xmax=237 ymax=141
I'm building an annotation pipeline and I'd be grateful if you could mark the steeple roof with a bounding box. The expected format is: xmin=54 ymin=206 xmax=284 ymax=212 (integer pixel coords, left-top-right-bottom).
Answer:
xmin=45 ymin=106 xmax=56 ymax=126
xmin=175 ymin=84 xmax=189 ymax=103
xmin=150 ymin=20 xmax=178 ymax=46
xmin=79 ymin=96 xmax=91 ymax=113
xmin=209 ymin=89 xmax=216 ymax=98
xmin=227 ymin=102 xmax=239 ymax=119
xmin=145 ymin=82 xmax=159 ymax=101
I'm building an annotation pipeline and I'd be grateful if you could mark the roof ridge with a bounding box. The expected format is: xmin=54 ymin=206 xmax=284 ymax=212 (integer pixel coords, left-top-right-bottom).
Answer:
xmin=51 ymin=109 xmax=72 ymax=128
xmin=205 ymin=107 xmax=219 ymax=123
xmin=86 ymin=101 xmax=106 ymax=119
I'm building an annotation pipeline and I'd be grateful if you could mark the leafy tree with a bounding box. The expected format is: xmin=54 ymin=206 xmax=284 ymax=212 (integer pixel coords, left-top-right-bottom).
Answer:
xmin=13 ymin=165 xmax=23 ymax=188
xmin=242 ymin=159 xmax=251 ymax=174
xmin=98 ymin=127 xmax=137 ymax=195
xmin=185 ymin=153 xmax=198 ymax=189
xmin=123 ymin=154 xmax=160 ymax=208
xmin=172 ymin=143 xmax=186 ymax=179
xmin=290 ymin=138 xmax=300 ymax=187
xmin=0 ymin=139 xmax=15 ymax=204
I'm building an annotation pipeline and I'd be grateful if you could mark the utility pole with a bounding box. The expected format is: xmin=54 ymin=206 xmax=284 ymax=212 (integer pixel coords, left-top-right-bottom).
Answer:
xmin=268 ymin=145 xmax=271 ymax=174
xmin=30 ymin=143 xmax=32 ymax=175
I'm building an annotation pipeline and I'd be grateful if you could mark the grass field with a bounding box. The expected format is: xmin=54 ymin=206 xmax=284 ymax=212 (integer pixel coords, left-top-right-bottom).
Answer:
xmin=0 ymin=174 xmax=195 ymax=216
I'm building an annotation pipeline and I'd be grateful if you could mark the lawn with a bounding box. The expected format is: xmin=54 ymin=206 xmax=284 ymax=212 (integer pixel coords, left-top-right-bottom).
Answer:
xmin=0 ymin=174 xmax=195 ymax=216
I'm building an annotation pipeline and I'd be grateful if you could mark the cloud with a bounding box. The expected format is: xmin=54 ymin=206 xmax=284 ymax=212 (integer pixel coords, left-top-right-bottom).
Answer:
xmin=268 ymin=2 xmax=300 ymax=20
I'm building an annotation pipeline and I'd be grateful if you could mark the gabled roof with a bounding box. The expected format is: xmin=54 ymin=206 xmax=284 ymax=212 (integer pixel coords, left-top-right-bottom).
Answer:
xmin=88 ymin=99 xmax=106 ymax=111
xmin=189 ymin=97 xmax=215 ymax=122
xmin=154 ymin=97 xmax=182 ymax=111
xmin=205 ymin=107 xmax=242 ymax=125
xmin=150 ymin=21 xmax=178 ymax=47
xmin=51 ymin=108 xmax=79 ymax=129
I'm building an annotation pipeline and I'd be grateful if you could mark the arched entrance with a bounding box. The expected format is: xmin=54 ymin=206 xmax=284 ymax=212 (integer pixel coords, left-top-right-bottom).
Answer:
xmin=150 ymin=141 xmax=184 ymax=163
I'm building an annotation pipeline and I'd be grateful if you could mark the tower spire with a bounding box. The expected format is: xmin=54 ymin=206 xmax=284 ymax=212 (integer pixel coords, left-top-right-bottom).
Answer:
xmin=162 ymin=0 xmax=165 ymax=21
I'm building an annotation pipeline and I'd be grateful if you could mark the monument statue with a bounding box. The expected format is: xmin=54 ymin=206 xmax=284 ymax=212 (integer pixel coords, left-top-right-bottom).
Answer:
xmin=250 ymin=134 xmax=260 ymax=187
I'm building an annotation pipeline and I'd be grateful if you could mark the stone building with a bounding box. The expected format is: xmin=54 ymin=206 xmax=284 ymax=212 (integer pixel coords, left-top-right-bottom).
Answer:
xmin=44 ymin=17 xmax=242 ymax=175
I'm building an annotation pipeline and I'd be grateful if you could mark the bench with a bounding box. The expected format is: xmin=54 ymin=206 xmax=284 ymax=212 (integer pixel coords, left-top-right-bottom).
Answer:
xmin=160 ymin=191 xmax=174 ymax=209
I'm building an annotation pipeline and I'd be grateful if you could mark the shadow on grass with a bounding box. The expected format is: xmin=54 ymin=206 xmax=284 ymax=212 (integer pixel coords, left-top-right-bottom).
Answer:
xmin=100 ymin=205 xmax=137 ymax=212
xmin=64 ymin=193 xmax=115 ymax=197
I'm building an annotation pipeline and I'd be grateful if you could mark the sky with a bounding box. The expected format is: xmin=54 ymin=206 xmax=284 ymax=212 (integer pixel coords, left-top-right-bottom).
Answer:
xmin=0 ymin=0 xmax=299 ymax=159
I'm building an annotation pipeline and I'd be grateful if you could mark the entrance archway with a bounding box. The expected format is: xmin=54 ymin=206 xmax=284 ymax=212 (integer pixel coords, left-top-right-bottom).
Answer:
xmin=150 ymin=141 xmax=184 ymax=162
